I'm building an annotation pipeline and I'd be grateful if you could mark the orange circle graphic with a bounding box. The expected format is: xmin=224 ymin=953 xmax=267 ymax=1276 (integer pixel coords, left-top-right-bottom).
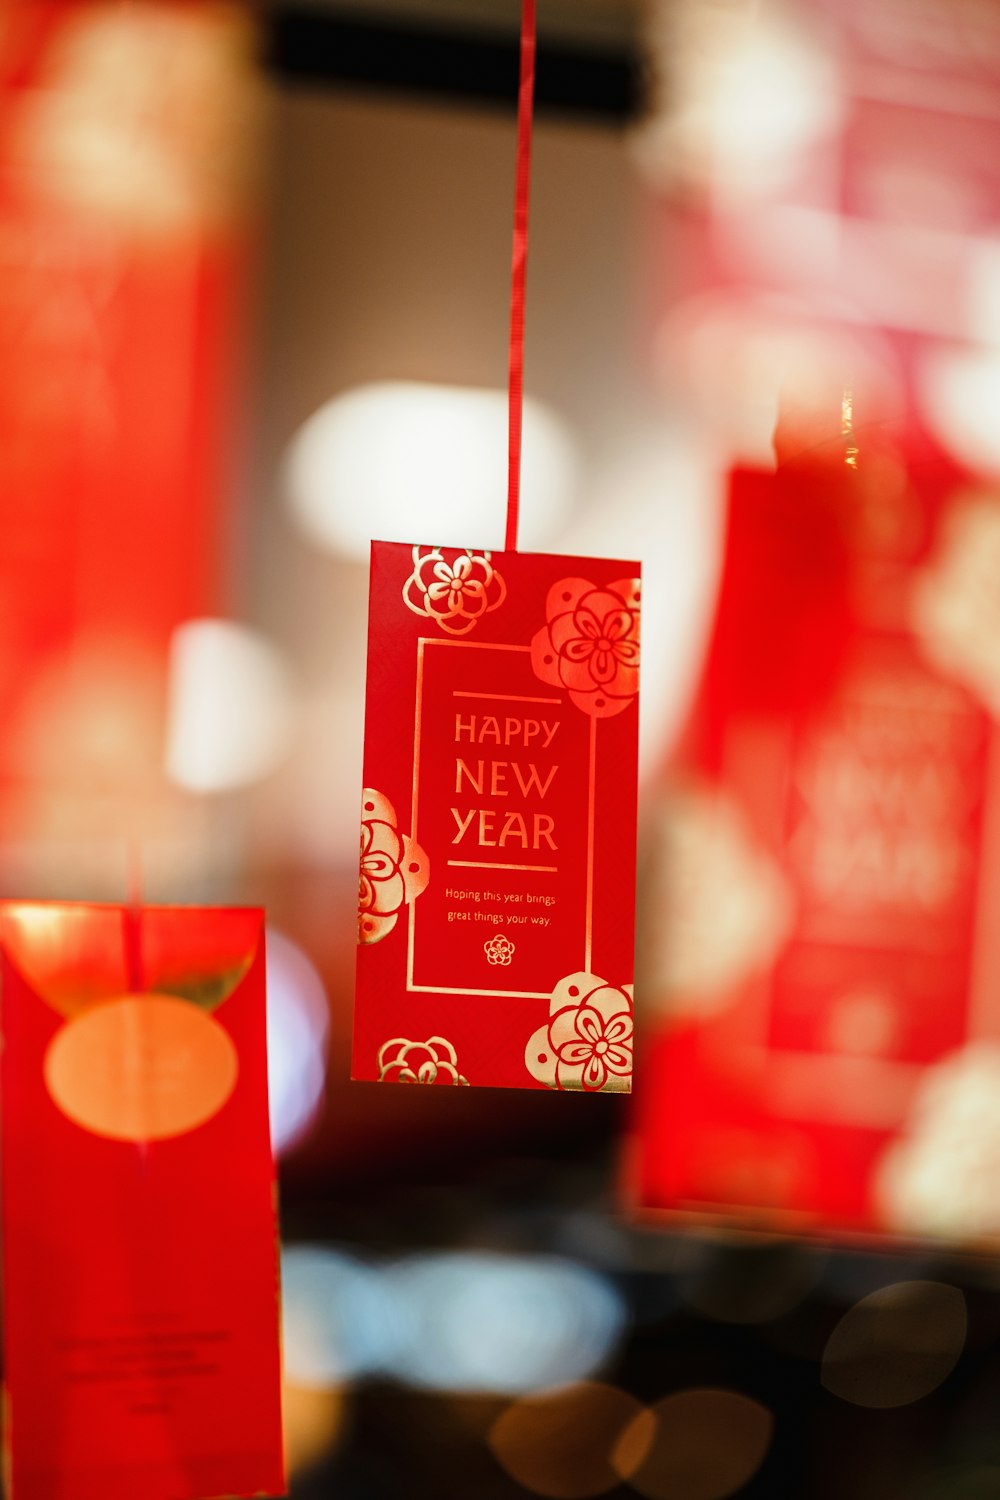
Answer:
xmin=44 ymin=993 xmax=239 ymax=1141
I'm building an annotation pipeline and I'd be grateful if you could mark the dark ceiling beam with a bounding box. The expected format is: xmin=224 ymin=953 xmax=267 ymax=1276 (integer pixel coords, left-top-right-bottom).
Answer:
xmin=263 ymin=6 xmax=644 ymax=123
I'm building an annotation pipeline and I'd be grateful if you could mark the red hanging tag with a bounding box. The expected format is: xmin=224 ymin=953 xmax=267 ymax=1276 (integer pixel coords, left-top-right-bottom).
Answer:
xmin=353 ymin=543 xmax=640 ymax=1092
xmin=631 ymin=430 xmax=1000 ymax=1242
xmin=0 ymin=903 xmax=285 ymax=1500
xmin=352 ymin=2 xmax=641 ymax=1093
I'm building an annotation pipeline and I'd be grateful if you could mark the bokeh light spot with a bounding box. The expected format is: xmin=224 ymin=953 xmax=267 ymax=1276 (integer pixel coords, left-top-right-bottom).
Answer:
xmin=678 ymin=1239 xmax=823 ymax=1325
xmin=265 ymin=929 xmax=329 ymax=1156
xmin=920 ymin=347 xmax=1000 ymax=476
xmin=281 ymin=1245 xmax=398 ymax=1386
xmin=282 ymin=1379 xmax=345 ymax=1480
xmin=284 ymin=382 xmax=578 ymax=557
xmin=165 ymin=618 xmax=295 ymax=793
xmin=623 ymin=1388 xmax=774 ymax=1500
xmin=387 ymin=1252 xmax=626 ymax=1395
xmin=489 ymin=1382 xmax=648 ymax=1499
xmin=821 ymin=1280 xmax=967 ymax=1408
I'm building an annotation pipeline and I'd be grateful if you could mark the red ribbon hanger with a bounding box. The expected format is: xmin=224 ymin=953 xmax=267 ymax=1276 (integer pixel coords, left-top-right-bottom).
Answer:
xmin=505 ymin=0 xmax=537 ymax=553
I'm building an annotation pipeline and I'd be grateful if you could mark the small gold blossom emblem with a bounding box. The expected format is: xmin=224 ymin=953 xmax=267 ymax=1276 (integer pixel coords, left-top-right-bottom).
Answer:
xmin=484 ymin=934 xmax=516 ymax=966
xmin=402 ymin=546 xmax=506 ymax=636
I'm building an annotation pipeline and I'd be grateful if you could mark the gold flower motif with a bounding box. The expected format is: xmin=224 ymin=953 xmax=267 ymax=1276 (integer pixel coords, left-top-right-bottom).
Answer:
xmin=484 ymin=933 xmax=516 ymax=966
xmin=912 ymin=493 xmax=1000 ymax=715
xmin=876 ymin=1042 xmax=1000 ymax=1239
xmin=525 ymin=972 xmax=633 ymax=1093
xmin=358 ymin=789 xmax=429 ymax=945
xmin=402 ymin=546 xmax=507 ymax=636
xmin=531 ymin=577 xmax=640 ymax=717
xmin=377 ymin=1036 xmax=469 ymax=1086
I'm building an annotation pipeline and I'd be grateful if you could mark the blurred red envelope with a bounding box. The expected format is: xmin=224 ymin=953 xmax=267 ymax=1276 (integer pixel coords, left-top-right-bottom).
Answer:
xmin=0 ymin=902 xmax=284 ymax=1500
xmin=632 ymin=446 xmax=1000 ymax=1244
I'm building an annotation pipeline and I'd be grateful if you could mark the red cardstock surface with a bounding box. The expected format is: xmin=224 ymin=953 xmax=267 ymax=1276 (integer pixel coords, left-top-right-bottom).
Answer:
xmin=0 ymin=903 xmax=285 ymax=1500
xmin=354 ymin=542 xmax=640 ymax=1093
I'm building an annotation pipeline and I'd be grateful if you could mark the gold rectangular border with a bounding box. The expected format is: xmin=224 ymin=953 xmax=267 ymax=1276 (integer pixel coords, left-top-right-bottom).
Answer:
xmin=407 ymin=637 xmax=595 ymax=998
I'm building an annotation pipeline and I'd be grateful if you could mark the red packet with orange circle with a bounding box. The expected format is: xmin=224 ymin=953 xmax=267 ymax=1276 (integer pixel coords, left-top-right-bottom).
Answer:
xmin=0 ymin=903 xmax=285 ymax=1500
xmin=352 ymin=541 xmax=641 ymax=1093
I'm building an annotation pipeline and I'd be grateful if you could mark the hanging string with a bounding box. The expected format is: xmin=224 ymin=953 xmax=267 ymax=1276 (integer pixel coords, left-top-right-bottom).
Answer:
xmin=841 ymin=386 xmax=859 ymax=469
xmin=124 ymin=837 xmax=144 ymax=993
xmin=505 ymin=0 xmax=537 ymax=553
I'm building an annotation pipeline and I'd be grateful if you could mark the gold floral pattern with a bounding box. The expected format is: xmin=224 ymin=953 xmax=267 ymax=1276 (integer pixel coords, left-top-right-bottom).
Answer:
xmin=531 ymin=577 xmax=640 ymax=717
xmin=911 ymin=493 xmax=1000 ymax=716
xmin=402 ymin=546 xmax=507 ymax=636
xmin=875 ymin=1043 xmax=1000 ymax=1239
xmin=525 ymin=972 xmax=633 ymax=1093
xmin=358 ymin=789 xmax=430 ymax=945
xmin=377 ymin=1036 xmax=470 ymax=1086
xmin=484 ymin=933 xmax=516 ymax=966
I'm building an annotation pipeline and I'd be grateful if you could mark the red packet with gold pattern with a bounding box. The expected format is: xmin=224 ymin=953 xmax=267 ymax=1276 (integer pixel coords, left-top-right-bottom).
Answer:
xmin=631 ymin=431 xmax=1000 ymax=1243
xmin=353 ymin=542 xmax=640 ymax=1093
xmin=0 ymin=903 xmax=285 ymax=1500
